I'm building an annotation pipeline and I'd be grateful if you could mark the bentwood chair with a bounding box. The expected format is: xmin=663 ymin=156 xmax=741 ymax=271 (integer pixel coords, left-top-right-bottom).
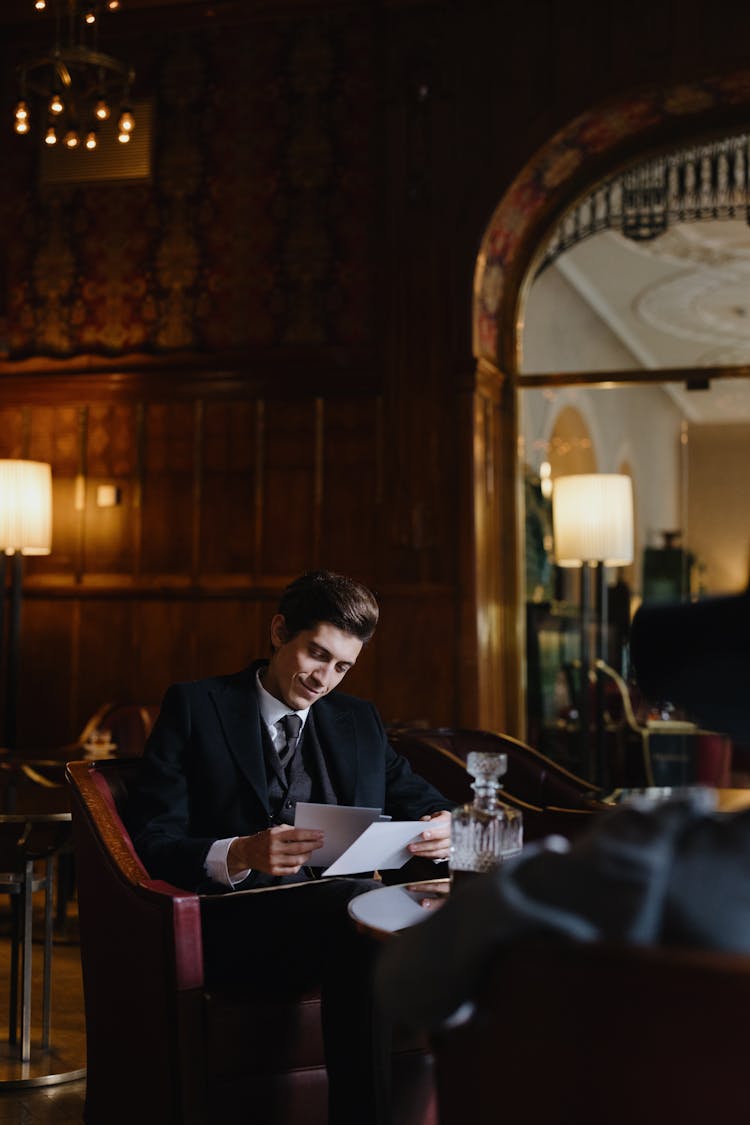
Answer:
xmin=66 ymin=758 xmax=436 ymax=1125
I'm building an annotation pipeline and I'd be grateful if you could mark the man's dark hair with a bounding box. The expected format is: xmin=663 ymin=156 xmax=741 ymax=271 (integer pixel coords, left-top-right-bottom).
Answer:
xmin=276 ymin=570 xmax=379 ymax=643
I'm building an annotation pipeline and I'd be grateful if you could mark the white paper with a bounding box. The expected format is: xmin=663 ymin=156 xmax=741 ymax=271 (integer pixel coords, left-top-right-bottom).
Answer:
xmin=294 ymin=802 xmax=382 ymax=867
xmin=322 ymin=820 xmax=424 ymax=877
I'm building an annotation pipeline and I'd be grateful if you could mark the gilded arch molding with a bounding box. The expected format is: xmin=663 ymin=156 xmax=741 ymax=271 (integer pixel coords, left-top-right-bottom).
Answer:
xmin=467 ymin=68 xmax=750 ymax=736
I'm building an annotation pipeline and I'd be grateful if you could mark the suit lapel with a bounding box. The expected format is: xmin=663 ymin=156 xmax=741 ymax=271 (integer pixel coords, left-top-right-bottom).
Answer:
xmin=209 ymin=665 xmax=270 ymax=813
xmin=312 ymin=696 xmax=359 ymax=805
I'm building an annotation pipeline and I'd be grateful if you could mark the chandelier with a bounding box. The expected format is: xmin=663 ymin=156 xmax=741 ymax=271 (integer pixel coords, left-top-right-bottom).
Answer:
xmin=539 ymin=133 xmax=750 ymax=273
xmin=13 ymin=1 xmax=135 ymax=151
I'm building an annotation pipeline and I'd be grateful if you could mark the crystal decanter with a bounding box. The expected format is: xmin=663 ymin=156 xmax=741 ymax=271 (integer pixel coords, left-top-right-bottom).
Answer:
xmin=449 ymin=750 xmax=523 ymax=886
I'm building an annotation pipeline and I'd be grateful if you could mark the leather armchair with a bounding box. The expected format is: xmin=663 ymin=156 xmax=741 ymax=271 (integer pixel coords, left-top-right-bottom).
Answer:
xmin=66 ymin=758 xmax=435 ymax=1125
xmin=433 ymin=941 xmax=750 ymax=1125
xmin=388 ymin=727 xmax=610 ymax=842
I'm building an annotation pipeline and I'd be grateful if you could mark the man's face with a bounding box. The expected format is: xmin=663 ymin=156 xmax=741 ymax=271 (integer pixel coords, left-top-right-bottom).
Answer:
xmin=263 ymin=615 xmax=363 ymax=710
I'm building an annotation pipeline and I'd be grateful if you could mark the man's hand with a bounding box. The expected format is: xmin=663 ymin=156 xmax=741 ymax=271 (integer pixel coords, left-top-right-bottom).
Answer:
xmin=228 ymin=825 xmax=324 ymax=877
xmin=408 ymin=809 xmax=452 ymax=861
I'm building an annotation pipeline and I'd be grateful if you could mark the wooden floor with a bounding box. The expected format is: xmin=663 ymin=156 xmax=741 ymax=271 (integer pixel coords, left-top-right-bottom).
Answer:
xmin=0 ymin=899 xmax=86 ymax=1124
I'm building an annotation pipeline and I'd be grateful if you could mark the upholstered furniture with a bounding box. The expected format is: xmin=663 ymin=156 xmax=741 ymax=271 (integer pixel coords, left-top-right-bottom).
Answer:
xmin=388 ymin=726 xmax=610 ymax=842
xmin=66 ymin=757 xmax=436 ymax=1125
xmin=433 ymin=941 xmax=750 ymax=1125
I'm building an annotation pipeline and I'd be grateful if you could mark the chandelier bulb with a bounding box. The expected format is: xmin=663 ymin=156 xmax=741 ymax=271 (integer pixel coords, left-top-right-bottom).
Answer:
xmin=94 ymin=98 xmax=110 ymax=121
xmin=49 ymin=92 xmax=64 ymax=115
xmin=107 ymin=0 xmax=121 ymax=8
xmin=83 ymin=7 xmax=96 ymax=23
xmin=35 ymin=0 xmax=46 ymax=8
xmin=63 ymin=129 xmax=80 ymax=149
xmin=117 ymin=130 xmax=131 ymax=144
xmin=85 ymin=129 xmax=98 ymax=150
xmin=117 ymin=107 xmax=135 ymax=133
xmin=14 ymin=118 xmax=30 ymax=136
xmin=14 ymin=100 xmax=29 ymax=123
xmin=45 ymin=126 xmax=57 ymax=145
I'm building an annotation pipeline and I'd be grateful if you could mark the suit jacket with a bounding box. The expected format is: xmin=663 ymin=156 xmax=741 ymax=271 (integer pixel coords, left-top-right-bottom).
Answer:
xmin=375 ymin=789 xmax=750 ymax=1033
xmin=126 ymin=661 xmax=448 ymax=892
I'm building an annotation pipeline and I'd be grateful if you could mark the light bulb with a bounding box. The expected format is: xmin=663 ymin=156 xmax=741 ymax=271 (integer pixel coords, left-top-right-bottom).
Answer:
xmin=64 ymin=130 xmax=80 ymax=148
xmin=117 ymin=108 xmax=135 ymax=133
xmin=117 ymin=130 xmax=131 ymax=144
xmin=49 ymin=92 xmax=64 ymax=115
xmin=14 ymin=100 xmax=29 ymax=122
xmin=107 ymin=0 xmax=120 ymax=8
xmin=45 ymin=127 xmax=57 ymax=145
xmin=85 ymin=130 xmax=98 ymax=150
xmin=83 ymin=7 xmax=96 ymax=23
xmin=94 ymin=99 xmax=110 ymax=121
xmin=35 ymin=0 xmax=46 ymax=8
xmin=14 ymin=119 xmax=30 ymax=135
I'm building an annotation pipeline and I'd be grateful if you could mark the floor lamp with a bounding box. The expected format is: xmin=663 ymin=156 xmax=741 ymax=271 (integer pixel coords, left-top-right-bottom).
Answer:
xmin=552 ymin=474 xmax=634 ymax=785
xmin=0 ymin=460 xmax=53 ymax=750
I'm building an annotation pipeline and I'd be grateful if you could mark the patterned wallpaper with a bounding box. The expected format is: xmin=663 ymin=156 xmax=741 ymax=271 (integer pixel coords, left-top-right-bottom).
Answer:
xmin=0 ymin=9 xmax=378 ymax=358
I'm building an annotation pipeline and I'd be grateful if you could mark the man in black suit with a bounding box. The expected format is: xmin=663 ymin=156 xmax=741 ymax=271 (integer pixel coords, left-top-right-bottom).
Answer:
xmin=126 ymin=569 xmax=452 ymax=1125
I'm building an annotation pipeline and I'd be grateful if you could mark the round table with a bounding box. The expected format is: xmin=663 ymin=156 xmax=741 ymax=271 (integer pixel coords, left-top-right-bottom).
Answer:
xmin=347 ymin=878 xmax=450 ymax=940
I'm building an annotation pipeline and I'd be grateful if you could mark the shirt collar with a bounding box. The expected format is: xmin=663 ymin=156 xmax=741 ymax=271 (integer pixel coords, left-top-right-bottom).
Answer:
xmin=255 ymin=666 xmax=310 ymax=729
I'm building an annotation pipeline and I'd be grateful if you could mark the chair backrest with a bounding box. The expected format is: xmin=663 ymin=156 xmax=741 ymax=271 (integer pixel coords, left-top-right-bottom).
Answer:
xmin=433 ymin=941 xmax=750 ymax=1125
xmin=389 ymin=727 xmax=609 ymax=841
xmin=78 ymin=701 xmax=160 ymax=757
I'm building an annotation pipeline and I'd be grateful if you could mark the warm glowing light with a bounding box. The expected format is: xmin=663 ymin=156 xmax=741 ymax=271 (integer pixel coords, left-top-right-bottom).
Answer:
xmin=117 ymin=108 xmax=134 ymax=133
xmin=44 ymin=126 xmax=57 ymax=144
xmin=85 ymin=130 xmax=97 ymax=149
xmin=14 ymin=119 xmax=30 ymax=135
xmin=35 ymin=0 xmax=47 ymax=8
xmin=0 ymin=461 xmax=53 ymax=556
xmin=49 ymin=92 xmax=64 ymax=115
xmin=83 ymin=7 xmax=96 ymax=23
xmin=14 ymin=100 xmax=29 ymax=122
xmin=553 ymin=474 xmax=634 ymax=567
xmin=117 ymin=130 xmax=131 ymax=143
xmin=64 ymin=129 xmax=80 ymax=148
xmin=94 ymin=98 xmax=110 ymax=121
xmin=107 ymin=0 xmax=120 ymax=8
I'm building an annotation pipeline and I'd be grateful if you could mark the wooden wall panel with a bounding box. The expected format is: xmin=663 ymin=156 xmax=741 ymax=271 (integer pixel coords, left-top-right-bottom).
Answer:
xmin=133 ymin=601 xmax=199 ymax=697
xmin=374 ymin=589 xmax=457 ymax=727
xmin=191 ymin=600 xmax=267 ymax=681
xmin=0 ymin=407 xmax=25 ymax=458
xmin=83 ymin=404 xmax=139 ymax=576
xmin=75 ymin=600 xmax=138 ymax=730
xmin=261 ymin=399 xmax=319 ymax=575
xmin=17 ymin=599 xmax=76 ymax=749
xmin=141 ymin=404 xmax=196 ymax=577
xmin=320 ymin=397 xmax=380 ymax=581
xmin=200 ymin=401 xmax=257 ymax=576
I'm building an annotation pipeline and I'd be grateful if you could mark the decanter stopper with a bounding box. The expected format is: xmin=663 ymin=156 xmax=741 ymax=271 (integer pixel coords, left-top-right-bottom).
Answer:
xmin=449 ymin=750 xmax=523 ymax=886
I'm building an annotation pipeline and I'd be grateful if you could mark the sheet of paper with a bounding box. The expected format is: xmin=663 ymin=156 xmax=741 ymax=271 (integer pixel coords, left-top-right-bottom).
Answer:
xmin=294 ymin=802 xmax=382 ymax=867
xmin=323 ymin=820 xmax=424 ymax=877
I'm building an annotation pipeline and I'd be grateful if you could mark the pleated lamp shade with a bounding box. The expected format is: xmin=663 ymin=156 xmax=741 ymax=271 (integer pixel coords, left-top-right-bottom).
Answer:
xmin=553 ymin=473 xmax=633 ymax=568
xmin=0 ymin=460 xmax=53 ymax=555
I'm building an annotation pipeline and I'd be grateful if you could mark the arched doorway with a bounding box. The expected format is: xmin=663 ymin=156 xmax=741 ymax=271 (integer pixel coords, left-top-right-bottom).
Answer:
xmin=468 ymin=68 xmax=750 ymax=736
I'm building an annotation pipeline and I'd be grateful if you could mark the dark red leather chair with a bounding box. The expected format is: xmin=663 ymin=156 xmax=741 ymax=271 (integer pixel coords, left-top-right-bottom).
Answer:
xmin=388 ymin=727 xmax=610 ymax=842
xmin=66 ymin=758 xmax=436 ymax=1125
xmin=433 ymin=941 xmax=750 ymax=1125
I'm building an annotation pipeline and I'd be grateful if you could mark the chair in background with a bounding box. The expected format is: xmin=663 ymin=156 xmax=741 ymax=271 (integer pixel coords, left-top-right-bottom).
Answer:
xmin=595 ymin=660 xmax=733 ymax=788
xmin=388 ymin=726 xmax=611 ymax=843
xmin=433 ymin=941 xmax=750 ymax=1125
xmin=66 ymin=758 xmax=436 ymax=1125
